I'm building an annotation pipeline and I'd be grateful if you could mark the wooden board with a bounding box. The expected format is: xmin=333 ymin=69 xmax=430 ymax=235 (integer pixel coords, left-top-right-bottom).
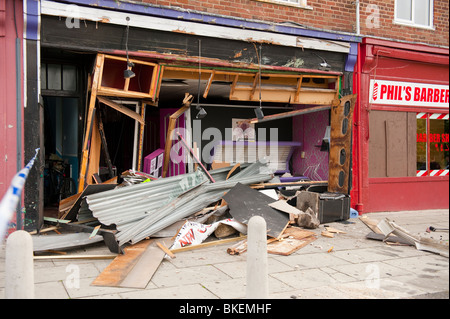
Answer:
xmin=223 ymin=183 xmax=290 ymax=238
xmin=118 ymin=238 xmax=172 ymax=289
xmin=267 ymin=235 xmax=317 ymax=256
xmin=91 ymin=239 xmax=154 ymax=287
xmin=91 ymin=238 xmax=172 ymax=288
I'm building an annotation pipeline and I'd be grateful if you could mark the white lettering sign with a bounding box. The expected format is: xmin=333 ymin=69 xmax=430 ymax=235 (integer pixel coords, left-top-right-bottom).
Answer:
xmin=369 ymin=80 xmax=449 ymax=108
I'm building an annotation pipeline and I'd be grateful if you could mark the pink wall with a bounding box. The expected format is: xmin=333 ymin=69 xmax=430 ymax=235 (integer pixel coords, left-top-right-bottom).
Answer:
xmin=292 ymin=105 xmax=329 ymax=180
xmin=0 ymin=0 xmax=23 ymax=199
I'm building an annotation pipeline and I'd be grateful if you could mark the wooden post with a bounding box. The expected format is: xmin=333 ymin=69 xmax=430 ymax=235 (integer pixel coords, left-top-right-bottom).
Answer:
xmin=78 ymin=54 xmax=104 ymax=193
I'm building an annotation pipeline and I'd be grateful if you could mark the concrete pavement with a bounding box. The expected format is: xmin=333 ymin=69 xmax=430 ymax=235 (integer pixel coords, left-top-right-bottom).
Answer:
xmin=0 ymin=209 xmax=448 ymax=300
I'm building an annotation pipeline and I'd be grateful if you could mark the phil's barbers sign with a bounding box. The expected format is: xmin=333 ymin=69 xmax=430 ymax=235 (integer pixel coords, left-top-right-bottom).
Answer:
xmin=370 ymin=80 xmax=449 ymax=108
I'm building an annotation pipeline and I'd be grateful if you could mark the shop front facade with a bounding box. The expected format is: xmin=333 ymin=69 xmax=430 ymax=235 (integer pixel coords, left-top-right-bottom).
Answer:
xmin=14 ymin=0 xmax=361 ymax=231
xmin=352 ymin=37 xmax=449 ymax=213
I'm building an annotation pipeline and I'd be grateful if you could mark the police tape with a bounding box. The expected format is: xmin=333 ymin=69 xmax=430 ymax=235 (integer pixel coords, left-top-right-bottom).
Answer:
xmin=0 ymin=148 xmax=40 ymax=242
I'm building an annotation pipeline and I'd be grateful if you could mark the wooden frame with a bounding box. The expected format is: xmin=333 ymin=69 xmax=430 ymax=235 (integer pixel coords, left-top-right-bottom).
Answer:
xmin=162 ymin=66 xmax=340 ymax=105
xmin=97 ymin=54 xmax=160 ymax=100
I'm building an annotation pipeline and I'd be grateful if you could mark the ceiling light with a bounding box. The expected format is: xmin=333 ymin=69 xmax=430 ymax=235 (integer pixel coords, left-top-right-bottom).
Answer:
xmin=254 ymin=106 xmax=264 ymax=120
xmin=124 ymin=63 xmax=135 ymax=79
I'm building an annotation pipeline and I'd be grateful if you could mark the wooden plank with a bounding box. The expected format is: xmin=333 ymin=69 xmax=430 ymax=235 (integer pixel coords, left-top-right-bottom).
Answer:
xmin=203 ymin=70 xmax=215 ymax=98
xmin=170 ymin=236 xmax=245 ymax=253
xmin=267 ymin=235 xmax=317 ymax=256
xmin=79 ymin=54 xmax=103 ymax=193
xmin=87 ymin=115 xmax=102 ymax=186
xmin=359 ymin=215 xmax=383 ymax=234
xmin=118 ymin=238 xmax=173 ymax=289
xmin=156 ymin=242 xmax=176 ymax=258
xmin=240 ymin=105 xmax=331 ymax=125
xmin=137 ymin=102 xmax=146 ymax=171
xmin=97 ymin=96 xmax=144 ymax=125
xmin=91 ymin=239 xmax=154 ymax=287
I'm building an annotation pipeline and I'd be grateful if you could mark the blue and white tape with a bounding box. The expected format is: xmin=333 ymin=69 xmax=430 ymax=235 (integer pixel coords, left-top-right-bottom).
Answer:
xmin=0 ymin=148 xmax=40 ymax=242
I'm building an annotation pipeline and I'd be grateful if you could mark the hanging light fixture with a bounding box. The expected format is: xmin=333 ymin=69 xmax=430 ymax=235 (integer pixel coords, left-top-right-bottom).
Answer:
xmin=196 ymin=39 xmax=207 ymax=119
xmin=255 ymin=44 xmax=264 ymax=120
xmin=314 ymin=52 xmax=331 ymax=71
xmin=124 ymin=17 xmax=135 ymax=79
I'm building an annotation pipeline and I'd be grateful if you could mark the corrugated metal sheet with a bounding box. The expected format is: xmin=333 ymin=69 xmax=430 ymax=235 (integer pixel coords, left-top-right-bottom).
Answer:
xmin=82 ymin=161 xmax=272 ymax=246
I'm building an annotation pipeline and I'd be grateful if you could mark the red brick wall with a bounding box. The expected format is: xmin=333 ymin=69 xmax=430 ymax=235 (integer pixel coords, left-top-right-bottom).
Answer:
xmin=137 ymin=0 xmax=449 ymax=47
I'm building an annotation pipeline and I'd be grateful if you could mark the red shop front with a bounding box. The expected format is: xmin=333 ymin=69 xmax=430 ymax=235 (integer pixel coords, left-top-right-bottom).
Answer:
xmin=352 ymin=38 xmax=449 ymax=213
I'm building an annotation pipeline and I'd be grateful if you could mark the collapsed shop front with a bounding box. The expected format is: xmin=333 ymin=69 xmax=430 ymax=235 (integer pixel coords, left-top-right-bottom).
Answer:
xmin=23 ymin=1 xmax=360 ymax=230
xmin=354 ymin=38 xmax=449 ymax=213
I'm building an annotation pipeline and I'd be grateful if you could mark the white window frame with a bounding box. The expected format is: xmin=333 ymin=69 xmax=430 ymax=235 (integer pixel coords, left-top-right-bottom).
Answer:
xmin=394 ymin=0 xmax=434 ymax=30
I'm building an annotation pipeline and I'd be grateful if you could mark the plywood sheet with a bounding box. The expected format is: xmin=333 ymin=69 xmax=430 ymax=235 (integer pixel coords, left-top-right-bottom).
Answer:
xmin=267 ymin=235 xmax=317 ymax=256
xmin=92 ymin=238 xmax=173 ymax=289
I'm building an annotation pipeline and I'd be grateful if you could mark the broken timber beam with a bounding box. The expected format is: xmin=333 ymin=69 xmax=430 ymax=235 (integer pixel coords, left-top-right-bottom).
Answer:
xmin=239 ymin=105 xmax=331 ymax=125
xmin=78 ymin=54 xmax=103 ymax=193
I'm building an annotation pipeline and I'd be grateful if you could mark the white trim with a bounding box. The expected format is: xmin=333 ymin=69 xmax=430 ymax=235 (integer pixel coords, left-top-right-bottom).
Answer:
xmin=254 ymin=0 xmax=313 ymax=10
xmin=40 ymin=0 xmax=350 ymax=54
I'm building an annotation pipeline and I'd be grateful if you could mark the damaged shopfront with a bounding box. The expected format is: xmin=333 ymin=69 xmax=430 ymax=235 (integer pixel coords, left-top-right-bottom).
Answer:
xmin=22 ymin=0 xmax=360 ymax=231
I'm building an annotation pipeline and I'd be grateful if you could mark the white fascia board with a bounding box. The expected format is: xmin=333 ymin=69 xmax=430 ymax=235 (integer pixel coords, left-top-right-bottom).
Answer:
xmin=41 ymin=0 xmax=350 ymax=54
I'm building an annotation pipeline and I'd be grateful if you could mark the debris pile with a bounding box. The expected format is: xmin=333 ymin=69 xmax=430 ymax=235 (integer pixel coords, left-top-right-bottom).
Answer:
xmin=31 ymin=158 xmax=358 ymax=289
xmin=360 ymin=215 xmax=449 ymax=258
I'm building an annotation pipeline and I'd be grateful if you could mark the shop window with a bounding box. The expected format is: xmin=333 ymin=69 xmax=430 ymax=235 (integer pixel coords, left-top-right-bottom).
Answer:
xmin=416 ymin=113 xmax=449 ymax=176
xmin=395 ymin=0 xmax=434 ymax=29
xmin=41 ymin=63 xmax=78 ymax=92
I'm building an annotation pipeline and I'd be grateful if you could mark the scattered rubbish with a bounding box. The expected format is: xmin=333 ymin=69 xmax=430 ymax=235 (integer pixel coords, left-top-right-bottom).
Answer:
xmin=169 ymin=219 xmax=247 ymax=251
xmin=296 ymin=207 xmax=320 ymax=229
xmin=359 ymin=215 xmax=449 ymax=257
xmin=377 ymin=218 xmax=449 ymax=258
xmin=266 ymin=226 xmax=317 ymax=256
xmin=324 ymin=226 xmax=347 ymax=234
xmin=327 ymin=246 xmax=334 ymax=253
xmin=92 ymin=238 xmax=172 ymax=289
xmin=426 ymin=226 xmax=449 ymax=233
xmin=223 ymin=182 xmax=290 ymax=239
xmin=321 ymin=230 xmax=334 ymax=238
xmin=350 ymin=208 xmax=359 ymax=218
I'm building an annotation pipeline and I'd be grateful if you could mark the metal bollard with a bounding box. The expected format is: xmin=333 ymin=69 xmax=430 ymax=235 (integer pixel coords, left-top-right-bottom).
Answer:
xmin=5 ymin=230 xmax=35 ymax=299
xmin=246 ymin=215 xmax=269 ymax=299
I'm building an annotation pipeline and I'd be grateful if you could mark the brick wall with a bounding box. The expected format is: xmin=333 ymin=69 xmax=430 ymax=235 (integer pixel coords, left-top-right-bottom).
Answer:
xmin=136 ymin=0 xmax=449 ymax=47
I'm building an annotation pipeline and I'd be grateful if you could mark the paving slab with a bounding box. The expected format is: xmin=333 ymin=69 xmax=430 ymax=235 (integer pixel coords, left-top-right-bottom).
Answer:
xmin=200 ymin=276 xmax=293 ymax=299
xmin=119 ymin=284 xmax=219 ymax=299
xmin=213 ymin=257 xmax=293 ymax=279
xmin=273 ymin=251 xmax=352 ymax=269
xmin=150 ymin=264 xmax=231 ymax=288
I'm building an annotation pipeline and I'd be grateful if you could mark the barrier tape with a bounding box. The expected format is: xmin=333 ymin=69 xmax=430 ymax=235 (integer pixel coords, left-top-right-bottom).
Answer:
xmin=0 ymin=148 xmax=40 ymax=242
xmin=417 ymin=169 xmax=449 ymax=177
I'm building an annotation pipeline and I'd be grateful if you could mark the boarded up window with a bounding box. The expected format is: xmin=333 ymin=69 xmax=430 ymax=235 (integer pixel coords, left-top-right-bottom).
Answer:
xmin=369 ymin=111 xmax=417 ymax=178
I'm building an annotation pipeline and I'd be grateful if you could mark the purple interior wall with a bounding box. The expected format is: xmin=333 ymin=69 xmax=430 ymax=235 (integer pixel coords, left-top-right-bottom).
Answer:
xmin=292 ymin=105 xmax=329 ymax=180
